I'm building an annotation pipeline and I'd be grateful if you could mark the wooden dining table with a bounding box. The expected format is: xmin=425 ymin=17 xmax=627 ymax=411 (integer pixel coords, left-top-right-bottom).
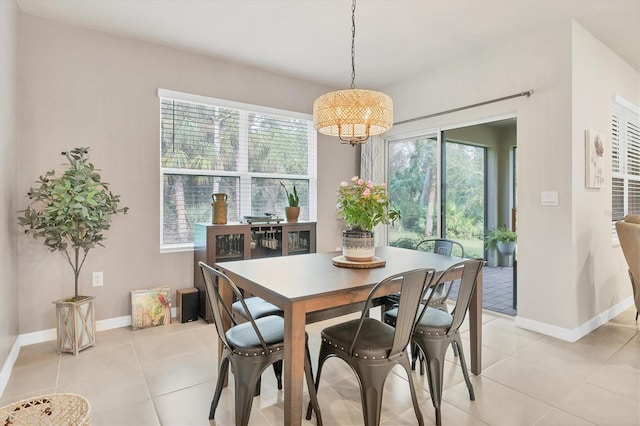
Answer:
xmin=215 ymin=245 xmax=483 ymax=426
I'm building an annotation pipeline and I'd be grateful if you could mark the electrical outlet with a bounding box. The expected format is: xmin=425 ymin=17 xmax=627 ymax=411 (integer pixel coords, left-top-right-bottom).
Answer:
xmin=92 ymin=271 xmax=103 ymax=287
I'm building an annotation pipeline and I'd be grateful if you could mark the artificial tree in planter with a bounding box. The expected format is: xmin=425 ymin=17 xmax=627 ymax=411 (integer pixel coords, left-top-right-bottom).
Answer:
xmin=280 ymin=181 xmax=300 ymax=222
xmin=18 ymin=147 xmax=128 ymax=355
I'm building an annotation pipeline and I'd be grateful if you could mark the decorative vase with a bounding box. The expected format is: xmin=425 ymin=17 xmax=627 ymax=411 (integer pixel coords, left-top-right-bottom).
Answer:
xmin=342 ymin=230 xmax=375 ymax=262
xmin=285 ymin=206 xmax=300 ymax=223
xmin=497 ymin=241 xmax=516 ymax=256
xmin=55 ymin=295 xmax=96 ymax=355
xmin=212 ymin=193 xmax=228 ymax=224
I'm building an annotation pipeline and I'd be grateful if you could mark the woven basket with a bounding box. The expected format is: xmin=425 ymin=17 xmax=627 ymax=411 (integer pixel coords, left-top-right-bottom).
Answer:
xmin=0 ymin=393 xmax=90 ymax=425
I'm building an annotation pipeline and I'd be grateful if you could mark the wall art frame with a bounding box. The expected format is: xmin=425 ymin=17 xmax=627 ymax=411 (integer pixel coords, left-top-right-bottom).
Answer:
xmin=585 ymin=129 xmax=605 ymax=189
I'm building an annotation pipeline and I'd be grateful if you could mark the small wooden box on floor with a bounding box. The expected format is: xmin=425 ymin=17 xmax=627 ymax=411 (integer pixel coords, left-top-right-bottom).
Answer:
xmin=177 ymin=288 xmax=199 ymax=323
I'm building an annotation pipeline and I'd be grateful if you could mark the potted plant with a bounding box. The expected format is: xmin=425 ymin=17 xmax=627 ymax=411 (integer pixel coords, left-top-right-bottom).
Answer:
xmin=280 ymin=181 xmax=300 ymax=222
xmin=18 ymin=147 xmax=128 ymax=355
xmin=337 ymin=176 xmax=401 ymax=261
xmin=485 ymin=226 xmax=517 ymax=256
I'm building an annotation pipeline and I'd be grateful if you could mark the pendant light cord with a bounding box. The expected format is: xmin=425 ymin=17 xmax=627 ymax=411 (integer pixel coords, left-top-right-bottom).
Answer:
xmin=350 ymin=0 xmax=356 ymax=89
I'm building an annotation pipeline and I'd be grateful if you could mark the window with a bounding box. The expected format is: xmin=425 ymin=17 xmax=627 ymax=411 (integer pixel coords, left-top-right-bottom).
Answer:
xmin=612 ymin=95 xmax=640 ymax=242
xmin=159 ymin=89 xmax=317 ymax=250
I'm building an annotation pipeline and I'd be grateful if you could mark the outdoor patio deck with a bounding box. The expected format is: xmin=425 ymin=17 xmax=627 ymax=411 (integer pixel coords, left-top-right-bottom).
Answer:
xmin=449 ymin=265 xmax=516 ymax=316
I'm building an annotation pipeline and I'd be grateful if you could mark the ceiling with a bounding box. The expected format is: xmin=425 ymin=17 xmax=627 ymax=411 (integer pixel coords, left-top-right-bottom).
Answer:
xmin=16 ymin=0 xmax=640 ymax=89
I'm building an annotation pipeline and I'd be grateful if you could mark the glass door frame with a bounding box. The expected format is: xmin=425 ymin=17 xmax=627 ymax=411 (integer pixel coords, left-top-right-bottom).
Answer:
xmin=380 ymin=112 xmax=517 ymax=246
xmin=440 ymin=136 xmax=488 ymax=256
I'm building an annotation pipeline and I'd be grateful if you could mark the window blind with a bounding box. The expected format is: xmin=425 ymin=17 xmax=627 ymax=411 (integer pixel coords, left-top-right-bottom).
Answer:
xmin=159 ymin=89 xmax=317 ymax=250
xmin=611 ymin=96 xmax=640 ymax=242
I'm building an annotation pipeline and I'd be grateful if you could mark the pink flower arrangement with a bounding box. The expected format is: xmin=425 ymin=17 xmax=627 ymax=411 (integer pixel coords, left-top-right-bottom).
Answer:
xmin=337 ymin=176 xmax=400 ymax=231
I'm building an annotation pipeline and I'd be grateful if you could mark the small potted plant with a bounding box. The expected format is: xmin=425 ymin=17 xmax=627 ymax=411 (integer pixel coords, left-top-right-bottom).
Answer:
xmin=485 ymin=226 xmax=517 ymax=256
xmin=280 ymin=181 xmax=300 ymax=222
xmin=18 ymin=147 xmax=128 ymax=355
xmin=337 ymin=176 xmax=401 ymax=261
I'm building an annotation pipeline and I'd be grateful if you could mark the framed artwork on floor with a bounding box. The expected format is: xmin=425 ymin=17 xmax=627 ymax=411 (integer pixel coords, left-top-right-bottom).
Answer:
xmin=131 ymin=286 xmax=171 ymax=330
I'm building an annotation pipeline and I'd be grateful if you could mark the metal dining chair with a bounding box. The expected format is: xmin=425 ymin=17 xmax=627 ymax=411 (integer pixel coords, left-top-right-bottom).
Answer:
xmin=385 ymin=238 xmax=464 ymax=311
xmin=385 ymin=238 xmax=466 ymax=372
xmin=199 ymin=261 xmax=322 ymax=426
xmin=384 ymin=258 xmax=485 ymax=426
xmin=307 ymin=268 xmax=436 ymax=426
xmin=414 ymin=238 xmax=465 ymax=311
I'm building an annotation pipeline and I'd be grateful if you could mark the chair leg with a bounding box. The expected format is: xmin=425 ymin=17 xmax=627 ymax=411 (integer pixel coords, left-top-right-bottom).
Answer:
xmin=419 ymin=350 xmax=426 ymax=375
xmin=306 ymin=347 xmax=330 ymax=421
xmin=273 ymin=360 xmax=283 ymax=389
xmin=417 ymin=338 xmax=450 ymax=426
xmin=410 ymin=341 xmax=419 ymax=371
xmin=400 ymin=356 xmax=424 ymax=426
xmin=353 ymin=362 xmax=392 ymax=426
xmin=210 ymin=355 xmax=230 ymax=420
xmin=232 ymin=360 xmax=266 ymax=426
xmin=636 ymin=311 xmax=639 ymax=321
xmin=453 ymin=335 xmax=474 ymax=400
xmin=304 ymin=345 xmax=323 ymax=425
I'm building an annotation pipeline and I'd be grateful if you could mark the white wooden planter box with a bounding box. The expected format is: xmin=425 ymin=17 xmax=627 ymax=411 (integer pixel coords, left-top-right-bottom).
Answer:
xmin=55 ymin=296 xmax=96 ymax=355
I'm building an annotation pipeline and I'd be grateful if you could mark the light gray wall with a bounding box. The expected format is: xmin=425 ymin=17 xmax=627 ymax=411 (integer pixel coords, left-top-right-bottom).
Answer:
xmin=384 ymin=19 xmax=639 ymax=336
xmin=570 ymin=22 xmax=640 ymax=326
xmin=0 ymin=0 xmax=20 ymax=369
xmin=17 ymin=14 xmax=356 ymax=334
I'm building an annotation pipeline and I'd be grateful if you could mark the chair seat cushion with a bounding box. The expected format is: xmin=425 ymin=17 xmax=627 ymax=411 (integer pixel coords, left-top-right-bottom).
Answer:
xmin=226 ymin=315 xmax=286 ymax=354
xmin=321 ymin=318 xmax=395 ymax=360
xmin=232 ymin=297 xmax=282 ymax=320
xmin=384 ymin=305 xmax=453 ymax=335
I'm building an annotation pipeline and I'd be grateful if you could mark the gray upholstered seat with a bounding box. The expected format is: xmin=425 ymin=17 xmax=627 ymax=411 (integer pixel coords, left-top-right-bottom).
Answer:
xmin=232 ymin=296 xmax=282 ymax=320
xmin=231 ymin=296 xmax=284 ymax=391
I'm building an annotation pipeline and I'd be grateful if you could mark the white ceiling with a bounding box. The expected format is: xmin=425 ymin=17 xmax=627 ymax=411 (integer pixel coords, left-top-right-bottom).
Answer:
xmin=16 ymin=0 xmax=640 ymax=89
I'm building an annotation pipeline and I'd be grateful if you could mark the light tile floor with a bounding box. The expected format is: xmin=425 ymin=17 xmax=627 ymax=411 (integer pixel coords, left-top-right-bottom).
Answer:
xmin=1 ymin=306 xmax=638 ymax=425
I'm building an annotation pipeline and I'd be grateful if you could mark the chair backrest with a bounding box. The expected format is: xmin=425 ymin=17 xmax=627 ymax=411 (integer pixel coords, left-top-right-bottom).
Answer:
xmin=615 ymin=216 xmax=640 ymax=311
xmin=415 ymin=238 xmax=465 ymax=258
xmin=198 ymin=261 xmax=271 ymax=353
xmin=419 ymin=259 xmax=485 ymax=334
xmin=350 ymin=268 xmax=436 ymax=357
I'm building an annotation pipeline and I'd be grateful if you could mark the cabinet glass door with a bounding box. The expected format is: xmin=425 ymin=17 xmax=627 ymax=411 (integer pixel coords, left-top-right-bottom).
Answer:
xmin=215 ymin=233 xmax=244 ymax=261
xmin=287 ymin=230 xmax=311 ymax=254
xmin=250 ymin=227 xmax=283 ymax=258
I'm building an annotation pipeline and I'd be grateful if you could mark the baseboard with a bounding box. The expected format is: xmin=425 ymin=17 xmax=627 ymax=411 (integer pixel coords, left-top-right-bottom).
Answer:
xmin=0 ymin=337 xmax=21 ymax=398
xmin=16 ymin=307 xmax=178 ymax=346
xmin=515 ymin=297 xmax=634 ymax=342
xmin=1 ymin=307 xmax=179 ymax=398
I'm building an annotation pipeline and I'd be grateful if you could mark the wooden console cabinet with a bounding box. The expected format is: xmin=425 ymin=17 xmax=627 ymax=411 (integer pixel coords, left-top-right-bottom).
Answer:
xmin=193 ymin=221 xmax=316 ymax=322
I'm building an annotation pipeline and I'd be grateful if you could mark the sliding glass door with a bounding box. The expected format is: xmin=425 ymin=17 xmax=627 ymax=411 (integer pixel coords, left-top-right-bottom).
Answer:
xmin=442 ymin=140 xmax=486 ymax=258
xmin=387 ymin=134 xmax=440 ymax=248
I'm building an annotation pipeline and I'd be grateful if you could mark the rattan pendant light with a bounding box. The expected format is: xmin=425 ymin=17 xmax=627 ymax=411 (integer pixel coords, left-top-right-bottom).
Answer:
xmin=313 ymin=0 xmax=393 ymax=146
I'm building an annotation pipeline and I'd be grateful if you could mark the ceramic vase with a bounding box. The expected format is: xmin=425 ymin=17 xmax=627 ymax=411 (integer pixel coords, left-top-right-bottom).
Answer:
xmin=212 ymin=193 xmax=228 ymax=224
xmin=285 ymin=206 xmax=300 ymax=222
xmin=342 ymin=230 xmax=375 ymax=261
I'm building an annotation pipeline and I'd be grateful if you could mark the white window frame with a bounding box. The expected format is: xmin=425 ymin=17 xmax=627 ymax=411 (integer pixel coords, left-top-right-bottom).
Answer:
xmin=158 ymin=89 xmax=317 ymax=252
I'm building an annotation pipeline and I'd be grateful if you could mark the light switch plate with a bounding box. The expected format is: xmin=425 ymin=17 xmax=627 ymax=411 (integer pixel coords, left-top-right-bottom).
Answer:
xmin=541 ymin=191 xmax=558 ymax=206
